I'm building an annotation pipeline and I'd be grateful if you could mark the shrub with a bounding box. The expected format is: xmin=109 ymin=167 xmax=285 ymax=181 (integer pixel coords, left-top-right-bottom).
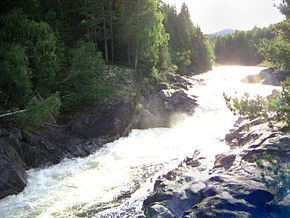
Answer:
xmin=0 ymin=43 xmax=31 ymax=107
xmin=61 ymin=41 xmax=109 ymax=112
xmin=224 ymin=93 xmax=270 ymax=120
xmin=224 ymin=85 xmax=290 ymax=127
xmin=15 ymin=94 xmax=61 ymax=130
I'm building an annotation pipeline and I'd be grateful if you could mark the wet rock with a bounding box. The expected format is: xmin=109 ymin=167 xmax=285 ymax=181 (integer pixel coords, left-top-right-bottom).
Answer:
xmin=144 ymin=117 xmax=290 ymax=217
xmin=187 ymin=197 xmax=255 ymax=217
xmin=163 ymin=171 xmax=177 ymax=181
xmin=214 ymin=154 xmax=236 ymax=170
xmin=183 ymin=157 xmax=201 ymax=168
xmin=165 ymin=90 xmax=197 ymax=114
xmin=143 ymin=192 xmax=174 ymax=209
xmin=244 ymin=190 xmax=274 ymax=207
xmin=146 ymin=204 xmax=174 ymax=218
xmin=208 ymin=176 xmax=225 ymax=183
xmin=0 ymin=136 xmax=27 ymax=199
xmin=201 ymin=186 xmax=218 ymax=198
xmin=136 ymin=89 xmax=197 ymax=129
xmin=242 ymin=68 xmax=290 ymax=86
xmin=262 ymin=70 xmax=290 ymax=86
xmin=68 ymin=96 xmax=139 ymax=139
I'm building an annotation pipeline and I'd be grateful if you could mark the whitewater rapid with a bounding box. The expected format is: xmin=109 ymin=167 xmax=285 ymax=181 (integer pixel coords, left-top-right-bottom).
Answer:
xmin=0 ymin=66 xmax=279 ymax=218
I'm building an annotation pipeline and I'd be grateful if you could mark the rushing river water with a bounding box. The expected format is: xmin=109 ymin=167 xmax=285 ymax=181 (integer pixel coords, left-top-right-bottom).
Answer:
xmin=0 ymin=66 xmax=279 ymax=218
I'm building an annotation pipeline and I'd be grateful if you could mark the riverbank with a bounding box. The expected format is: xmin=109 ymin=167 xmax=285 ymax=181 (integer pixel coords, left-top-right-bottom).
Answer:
xmin=0 ymin=66 xmax=198 ymax=200
xmin=143 ymin=105 xmax=290 ymax=217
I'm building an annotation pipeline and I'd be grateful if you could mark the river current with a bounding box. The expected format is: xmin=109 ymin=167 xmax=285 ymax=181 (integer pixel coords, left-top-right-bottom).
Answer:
xmin=0 ymin=66 xmax=279 ymax=218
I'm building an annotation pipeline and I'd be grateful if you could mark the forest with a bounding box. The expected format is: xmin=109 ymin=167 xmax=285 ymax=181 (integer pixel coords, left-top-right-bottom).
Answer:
xmin=0 ymin=0 xmax=213 ymax=129
xmin=0 ymin=0 xmax=289 ymax=130
xmin=214 ymin=26 xmax=275 ymax=65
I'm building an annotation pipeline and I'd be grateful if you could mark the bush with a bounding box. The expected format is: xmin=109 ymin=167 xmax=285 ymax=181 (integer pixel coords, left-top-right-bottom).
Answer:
xmin=0 ymin=43 xmax=31 ymax=107
xmin=0 ymin=9 xmax=58 ymax=96
xmin=224 ymin=87 xmax=289 ymax=127
xmin=61 ymin=41 xmax=109 ymax=112
xmin=224 ymin=93 xmax=271 ymax=120
xmin=15 ymin=94 xmax=61 ymax=130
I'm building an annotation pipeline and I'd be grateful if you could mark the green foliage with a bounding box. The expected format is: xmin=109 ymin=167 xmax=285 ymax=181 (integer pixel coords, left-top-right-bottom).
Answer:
xmin=254 ymin=154 xmax=290 ymax=204
xmin=61 ymin=41 xmax=108 ymax=112
xmin=224 ymin=93 xmax=268 ymax=120
xmin=0 ymin=43 xmax=31 ymax=107
xmin=162 ymin=3 xmax=213 ymax=75
xmin=0 ymin=0 xmax=215 ymax=130
xmin=117 ymin=0 xmax=169 ymax=71
xmin=15 ymin=94 xmax=61 ymax=130
xmin=224 ymin=87 xmax=290 ymax=127
xmin=258 ymin=21 xmax=290 ymax=70
xmin=258 ymin=1 xmax=290 ymax=70
xmin=175 ymin=50 xmax=191 ymax=75
xmin=280 ymin=78 xmax=290 ymax=125
xmin=0 ymin=9 xmax=58 ymax=96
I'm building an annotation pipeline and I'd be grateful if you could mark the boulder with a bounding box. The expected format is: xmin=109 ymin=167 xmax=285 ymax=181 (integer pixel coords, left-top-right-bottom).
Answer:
xmin=68 ymin=96 xmax=139 ymax=139
xmin=242 ymin=68 xmax=290 ymax=86
xmin=262 ymin=70 xmax=290 ymax=86
xmin=136 ymin=90 xmax=197 ymax=129
xmin=0 ymin=134 xmax=27 ymax=199
xmin=164 ymin=90 xmax=198 ymax=114
xmin=244 ymin=190 xmax=274 ymax=207
xmin=214 ymin=154 xmax=236 ymax=170
xmin=146 ymin=204 xmax=174 ymax=218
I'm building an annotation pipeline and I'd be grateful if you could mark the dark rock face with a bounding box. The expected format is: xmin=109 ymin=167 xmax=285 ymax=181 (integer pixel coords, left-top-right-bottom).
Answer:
xmin=244 ymin=190 xmax=274 ymax=207
xmin=242 ymin=68 xmax=290 ymax=86
xmin=214 ymin=154 xmax=236 ymax=170
xmin=0 ymin=74 xmax=198 ymax=200
xmin=143 ymin=119 xmax=290 ymax=217
xmin=68 ymin=97 xmax=139 ymax=139
xmin=136 ymin=89 xmax=197 ymax=129
xmin=146 ymin=203 xmax=174 ymax=218
xmin=262 ymin=69 xmax=289 ymax=86
xmin=0 ymin=132 xmax=27 ymax=199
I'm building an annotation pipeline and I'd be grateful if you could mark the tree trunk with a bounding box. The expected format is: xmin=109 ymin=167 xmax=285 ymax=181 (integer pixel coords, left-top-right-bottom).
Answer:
xmin=103 ymin=6 xmax=109 ymax=62
xmin=127 ymin=44 xmax=131 ymax=65
xmin=135 ymin=0 xmax=140 ymax=70
xmin=110 ymin=0 xmax=114 ymax=63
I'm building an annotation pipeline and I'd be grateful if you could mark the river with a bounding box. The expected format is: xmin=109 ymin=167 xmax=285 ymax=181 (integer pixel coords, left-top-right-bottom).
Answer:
xmin=0 ymin=66 xmax=279 ymax=218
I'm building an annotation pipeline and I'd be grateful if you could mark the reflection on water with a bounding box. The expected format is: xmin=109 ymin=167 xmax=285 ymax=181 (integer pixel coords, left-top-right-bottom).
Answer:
xmin=0 ymin=66 xmax=279 ymax=218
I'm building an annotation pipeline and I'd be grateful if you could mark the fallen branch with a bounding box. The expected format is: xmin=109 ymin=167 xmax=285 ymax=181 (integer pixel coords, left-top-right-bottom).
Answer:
xmin=0 ymin=109 xmax=27 ymax=118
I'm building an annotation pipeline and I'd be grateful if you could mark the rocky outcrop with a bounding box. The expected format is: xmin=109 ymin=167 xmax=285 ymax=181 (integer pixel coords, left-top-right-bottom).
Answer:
xmin=143 ymin=119 xmax=290 ymax=217
xmin=136 ymin=89 xmax=198 ymax=129
xmin=243 ymin=67 xmax=289 ymax=86
xmin=0 ymin=72 xmax=198 ymax=200
xmin=0 ymin=96 xmax=140 ymax=199
xmin=0 ymin=129 xmax=27 ymax=199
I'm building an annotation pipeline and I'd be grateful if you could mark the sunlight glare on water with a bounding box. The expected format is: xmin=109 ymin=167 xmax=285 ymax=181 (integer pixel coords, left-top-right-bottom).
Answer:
xmin=0 ymin=66 xmax=280 ymax=218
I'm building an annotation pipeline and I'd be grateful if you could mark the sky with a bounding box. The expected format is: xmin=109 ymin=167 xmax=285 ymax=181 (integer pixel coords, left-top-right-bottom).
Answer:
xmin=163 ymin=0 xmax=285 ymax=34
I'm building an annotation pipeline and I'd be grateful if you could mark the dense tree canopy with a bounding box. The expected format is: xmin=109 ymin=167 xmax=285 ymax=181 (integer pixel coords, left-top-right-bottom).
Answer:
xmin=163 ymin=3 xmax=213 ymax=75
xmin=0 ymin=0 xmax=213 ymax=129
xmin=259 ymin=0 xmax=290 ymax=70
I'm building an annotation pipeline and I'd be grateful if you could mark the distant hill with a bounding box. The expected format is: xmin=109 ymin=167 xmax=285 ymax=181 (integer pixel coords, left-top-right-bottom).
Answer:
xmin=211 ymin=29 xmax=235 ymax=36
